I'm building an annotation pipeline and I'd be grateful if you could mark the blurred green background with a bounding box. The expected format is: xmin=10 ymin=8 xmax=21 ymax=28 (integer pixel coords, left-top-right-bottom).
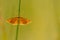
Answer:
xmin=0 ymin=0 xmax=60 ymax=40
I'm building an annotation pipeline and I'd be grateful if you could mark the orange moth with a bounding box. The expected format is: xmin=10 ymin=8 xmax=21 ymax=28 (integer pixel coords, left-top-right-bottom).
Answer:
xmin=6 ymin=17 xmax=31 ymax=25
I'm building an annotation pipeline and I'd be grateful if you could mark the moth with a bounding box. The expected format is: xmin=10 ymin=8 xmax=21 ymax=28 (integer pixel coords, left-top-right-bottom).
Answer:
xmin=6 ymin=17 xmax=31 ymax=25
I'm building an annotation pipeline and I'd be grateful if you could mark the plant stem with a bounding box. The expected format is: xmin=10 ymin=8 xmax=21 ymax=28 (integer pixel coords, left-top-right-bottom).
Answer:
xmin=16 ymin=25 xmax=19 ymax=40
xmin=15 ymin=0 xmax=21 ymax=40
